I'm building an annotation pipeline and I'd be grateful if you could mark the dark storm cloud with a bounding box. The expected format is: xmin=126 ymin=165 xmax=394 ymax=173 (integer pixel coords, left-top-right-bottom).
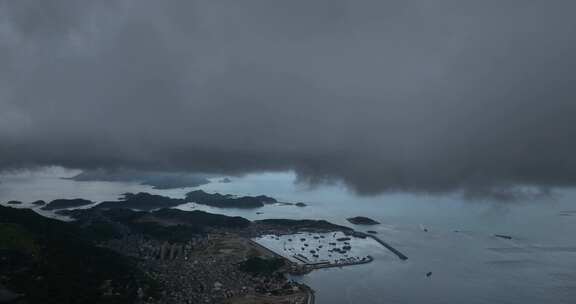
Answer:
xmin=1 ymin=0 xmax=576 ymax=197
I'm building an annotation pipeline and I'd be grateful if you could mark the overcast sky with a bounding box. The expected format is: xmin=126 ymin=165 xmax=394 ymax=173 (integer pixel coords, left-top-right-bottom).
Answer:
xmin=1 ymin=1 xmax=576 ymax=197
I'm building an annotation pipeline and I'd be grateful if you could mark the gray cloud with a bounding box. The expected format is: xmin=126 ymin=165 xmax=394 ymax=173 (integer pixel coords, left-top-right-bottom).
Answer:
xmin=1 ymin=0 xmax=576 ymax=197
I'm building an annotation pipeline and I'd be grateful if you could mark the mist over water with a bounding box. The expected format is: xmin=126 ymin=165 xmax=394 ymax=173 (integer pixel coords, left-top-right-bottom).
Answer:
xmin=1 ymin=168 xmax=576 ymax=303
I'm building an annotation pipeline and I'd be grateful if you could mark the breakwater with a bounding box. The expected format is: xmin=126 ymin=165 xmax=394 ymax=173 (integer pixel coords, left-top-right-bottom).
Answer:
xmin=370 ymin=235 xmax=408 ymax=260
xmin=346 ymin=231 xmax=408 ymax=260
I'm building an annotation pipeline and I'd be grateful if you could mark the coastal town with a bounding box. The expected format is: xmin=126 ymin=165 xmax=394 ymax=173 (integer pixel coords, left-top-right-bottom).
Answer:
xmin=103 ymin=233 xmax=311 ymax=304
xmin=1 ymin=191 xmax=406 ymax=304
xmin=74 ymin=205 xmax=404 ymax=304
xmin=97 ymin=218 xmax=405 ymax=303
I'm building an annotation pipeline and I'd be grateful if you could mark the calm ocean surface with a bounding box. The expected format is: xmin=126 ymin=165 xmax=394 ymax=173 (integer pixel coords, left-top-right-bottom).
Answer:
xmin=2 ymin=168 xmax=575 ymax=303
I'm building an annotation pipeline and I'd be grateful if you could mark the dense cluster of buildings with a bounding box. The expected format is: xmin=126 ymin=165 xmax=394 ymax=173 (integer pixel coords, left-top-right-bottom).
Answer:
xmin=105 ymin=235 xmax=210 ymax=261
xmin=100 ymin=233 xmax=310 ymax=304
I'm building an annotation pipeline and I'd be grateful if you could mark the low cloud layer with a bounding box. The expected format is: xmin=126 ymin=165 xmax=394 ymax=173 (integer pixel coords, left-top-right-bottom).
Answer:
xmin=1 ymin=1 xmax=576 ymax=196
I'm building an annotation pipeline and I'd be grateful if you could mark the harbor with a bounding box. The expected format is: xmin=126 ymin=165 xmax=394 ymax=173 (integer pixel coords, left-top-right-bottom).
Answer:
xmin=251 ymin=229 xmax=407 ymax=275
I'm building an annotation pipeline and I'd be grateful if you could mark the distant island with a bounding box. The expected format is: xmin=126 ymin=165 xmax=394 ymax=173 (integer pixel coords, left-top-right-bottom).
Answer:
xmin=219 ymin=177 xmax=232 ymax=183
xmin=27 ymin=190 xmax=302 ymax=212
xmin=347 ymin=216 xmax=380 ymax=225
xmin=185 ymin=190 xmax=277 ymax=208
xmin=494 ymin=234 xmax=513 ymax=240
xmin=94 ymin=192 xmax=185 ymax=211
xmin=41 ymin=198 xmax=94 ymax=210
xmin=31 ymin=200 xmax=46 ymax=206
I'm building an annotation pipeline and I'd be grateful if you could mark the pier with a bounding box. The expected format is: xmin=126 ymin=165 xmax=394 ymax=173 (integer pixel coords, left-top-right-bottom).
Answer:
xmin=309 ymin=255 xmax=373 ymax=269
xmin=372 ymin=235 xmax=408 ymax=260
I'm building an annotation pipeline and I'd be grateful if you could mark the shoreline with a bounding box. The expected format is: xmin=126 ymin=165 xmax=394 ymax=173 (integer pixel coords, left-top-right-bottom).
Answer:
xmin=248 ymin=228 xmax=408 ymax=303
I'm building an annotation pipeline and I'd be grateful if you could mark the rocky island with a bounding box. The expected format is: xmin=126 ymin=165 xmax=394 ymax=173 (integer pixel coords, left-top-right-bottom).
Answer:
xmin=185 ymin=190 xmax=277 ymax=208
xmin=94 ymin=192 xmax=185 ymax=211
xmin=31 ymin=200 xmax=46 ymax=206
xmin=35 ymin=190 xmax=301 ymax=212
xmin=347 ymin=216 xmax=380 ymax=225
